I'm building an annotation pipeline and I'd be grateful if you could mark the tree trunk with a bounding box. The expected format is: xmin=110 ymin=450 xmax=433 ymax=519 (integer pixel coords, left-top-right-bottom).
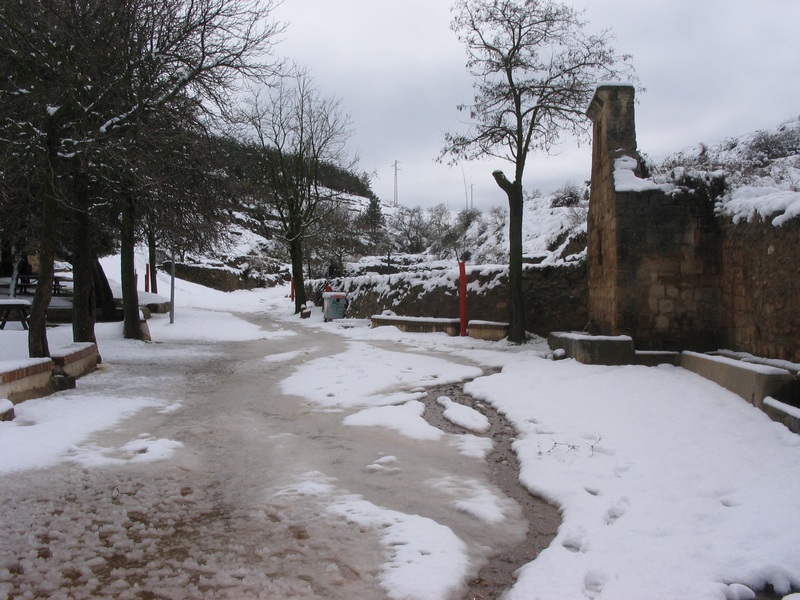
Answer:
xmin=71 ymin=170 xmax=97 ymax=344
xmin=289 ymin=235 xmax=306 ymax=313
xmin=147 ymin=224 xmax=158 ymax=294
xmin=93 ymin=259 xmax=117 ymax=322
xmin=28 ymin=193 xmax=56 ymax=357
xmin=506 ymin=188 xmax=526 ymax=342
xmin=493 ymin=170 xmax=526 ymax=343
xmin=121 ymin=194 xmax=144 ymax=340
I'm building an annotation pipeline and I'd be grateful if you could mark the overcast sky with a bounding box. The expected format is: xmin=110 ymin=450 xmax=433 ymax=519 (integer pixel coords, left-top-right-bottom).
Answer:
xmin=273 ymin=0 xmax=800 ymax=211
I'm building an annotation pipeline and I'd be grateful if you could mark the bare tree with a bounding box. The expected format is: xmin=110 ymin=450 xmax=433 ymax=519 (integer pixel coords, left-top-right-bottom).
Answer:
xmin=441 ymin=0 xmax=635 ymax=342
xmin=0 ymin=0 xmax=283 ymax=351
xmin=389 ymin=206 xmax=431 ymax=254
xmin=240 ymin=69 xmax=355 ymax=313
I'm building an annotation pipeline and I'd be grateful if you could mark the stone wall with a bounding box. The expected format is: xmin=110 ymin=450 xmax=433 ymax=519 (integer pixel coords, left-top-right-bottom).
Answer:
xmin=610 ymin=189 xmax=722 ymax=351
xmin=586 ymin=83 xmax=800 ymax=362
xmin=312 ymin=262 xmax=588 ymax=337
xmin=163 ymin=262 xmax=288 ymax=292
xmin=720 ymin=219 xmax=800 ymax=361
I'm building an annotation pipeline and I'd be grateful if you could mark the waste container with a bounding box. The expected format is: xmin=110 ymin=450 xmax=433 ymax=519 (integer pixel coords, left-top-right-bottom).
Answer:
xmin=322 ymin=292 xmax=347 ymax=322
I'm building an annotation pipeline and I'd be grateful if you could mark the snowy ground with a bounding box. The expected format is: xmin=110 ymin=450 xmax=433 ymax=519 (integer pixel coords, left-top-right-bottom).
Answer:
xmin=1 ymin=258 xmax=799 ymax=599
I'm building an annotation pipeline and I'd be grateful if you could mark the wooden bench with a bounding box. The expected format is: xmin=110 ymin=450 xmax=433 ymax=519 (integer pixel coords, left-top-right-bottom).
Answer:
xmin=0 ymin=299 xmax=31 ymax=330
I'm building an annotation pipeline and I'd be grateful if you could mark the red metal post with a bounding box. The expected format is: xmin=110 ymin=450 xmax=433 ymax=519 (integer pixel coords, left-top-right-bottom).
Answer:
xmin=459 ymin=261 xmax=467 ymax=337
xmin=290 ymin=278 xmax=295 ymax=302
xmin=145 ymin=263 xmax=150 ymax=293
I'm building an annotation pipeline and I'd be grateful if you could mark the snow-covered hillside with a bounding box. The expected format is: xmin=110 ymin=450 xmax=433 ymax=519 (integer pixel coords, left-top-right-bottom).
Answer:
xmin=654 ymin=115 xmax=800 ymax=226
xmin=174 ymin=115 xmax=800 ymax=288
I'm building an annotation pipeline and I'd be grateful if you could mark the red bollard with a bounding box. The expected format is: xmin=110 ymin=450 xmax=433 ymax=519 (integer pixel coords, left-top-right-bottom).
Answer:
xmin=290 ymin=278 xmax=295 ymax=302
xmin=145 ymin=263 xmax=150 ymax=293
xmin=459 ymin=261 xmax=467 ymax=337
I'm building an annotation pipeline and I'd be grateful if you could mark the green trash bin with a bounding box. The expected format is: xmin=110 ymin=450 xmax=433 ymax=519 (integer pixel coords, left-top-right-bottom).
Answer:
xmin=322 ymin=292 xmax=347 ymax=322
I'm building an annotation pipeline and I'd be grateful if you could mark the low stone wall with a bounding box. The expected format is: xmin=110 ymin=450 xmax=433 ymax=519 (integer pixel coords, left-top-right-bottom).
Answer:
xmin=163 ymin=262 xmax=289 ymax=292
xmin=51 ymin=342 xmax=100 ymax=379
xmin=371 ymin=315 xmax=461 ymax=336
xmin=681 ymin=351 xmax=795 ymax=409
xmin=315 ymin=261 xmax=587 ymax=337
xmin=0 ymin=358 xmax=54 ymax=402
xmin=369 ymin=316 xmax=510 ymax=341
xmin=0 ymin=343 xmax=99 ymax=403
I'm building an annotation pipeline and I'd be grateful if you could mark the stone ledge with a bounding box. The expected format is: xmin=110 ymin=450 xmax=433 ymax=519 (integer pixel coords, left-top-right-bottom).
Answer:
xmin=763 ymin=397 xmax=800 ymax=434
xmin=548 ymin=331 xmax=635 ymax=366
xmin=371 ymin=315 xmax=461 ymax=336
xmin=680 ymin=351 xmax=795 ymax=409
xmin=634 ymin=350 xmax=681 ymax=367
xmin=51 ymin=343 xmax=99 ymax=379
xmin=0 ymin=358 xmax=53 ymax=384
xmin=468 ymin=320 xmax=509 ymax=341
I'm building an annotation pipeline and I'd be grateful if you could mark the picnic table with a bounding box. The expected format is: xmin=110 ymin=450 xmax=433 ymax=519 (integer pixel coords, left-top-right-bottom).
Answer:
xmin=14 ymin=275 xmax=64 ymax=295
xmin=0 ymin=299 xmax=31 ymax=330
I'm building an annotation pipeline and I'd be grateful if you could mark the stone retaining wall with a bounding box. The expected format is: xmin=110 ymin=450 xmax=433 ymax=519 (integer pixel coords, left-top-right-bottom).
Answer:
xmin=314 ymin=261 xmax=587 ymax=337
xmin=720 ymin=219 xmax=800 ymax=362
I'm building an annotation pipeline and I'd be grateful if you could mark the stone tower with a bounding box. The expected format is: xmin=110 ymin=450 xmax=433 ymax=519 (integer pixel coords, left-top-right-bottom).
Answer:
xmin=585 ymin=85 xmax=721 ymax=351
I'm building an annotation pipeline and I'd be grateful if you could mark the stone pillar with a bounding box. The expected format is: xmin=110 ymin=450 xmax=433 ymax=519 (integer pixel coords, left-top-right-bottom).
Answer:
xmin=586 ymin=84 xmax=639 ymax=336
xmin=586 ymin=84 xmax=638 ymax=162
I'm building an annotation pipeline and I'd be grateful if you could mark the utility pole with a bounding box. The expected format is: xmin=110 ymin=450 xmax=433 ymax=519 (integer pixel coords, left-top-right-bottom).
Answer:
xmin=392 ymin=160 xmax=401 ymax=207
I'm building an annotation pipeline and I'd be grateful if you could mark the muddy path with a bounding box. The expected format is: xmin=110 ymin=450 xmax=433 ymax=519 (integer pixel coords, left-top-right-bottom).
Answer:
xmin=0 ymin=314 xmax=559 ymax=599
xmin=420 ymin=377 xmax=560 ymax=600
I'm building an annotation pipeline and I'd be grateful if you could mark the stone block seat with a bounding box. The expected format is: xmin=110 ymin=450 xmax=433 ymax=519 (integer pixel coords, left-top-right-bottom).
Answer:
xmin=548 ymin=331 xmax=635 ymax=366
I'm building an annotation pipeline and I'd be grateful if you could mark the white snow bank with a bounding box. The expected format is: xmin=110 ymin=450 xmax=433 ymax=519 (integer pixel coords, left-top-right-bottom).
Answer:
xmin=0 ymin=394 xmax=166 ymax=474
xmin=721 ymin=185 xmax=800 ymax=226
xmin=465 ymin=357 xmax=800 ymax=599
xmin=281 ymin=341 xmax=482 ymax=408
xmin=344 ymin=400 xmax=444 ymax=440
xmin=614 ymin=156 xmax=674 ymax=193
xmin=437 ymin=395 xmax=491 ymax=433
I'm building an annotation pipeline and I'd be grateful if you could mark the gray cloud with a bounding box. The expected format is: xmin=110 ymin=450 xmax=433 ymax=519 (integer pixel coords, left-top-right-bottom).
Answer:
xmin=274 ymin=0 xmax=800 ymax=209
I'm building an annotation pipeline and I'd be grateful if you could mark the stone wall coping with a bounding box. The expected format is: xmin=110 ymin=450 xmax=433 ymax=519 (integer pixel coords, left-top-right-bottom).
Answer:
xmin=683 ymin=351 xmax=792 ymax=376
xmin=554 ymin=331 xmax=633 ymax=342
xmin=1 ymin=358 xmax=54 ymax=384
xmin=372 ymin=315 xmax=460 ymax=324
xmin=50 ymin=342 xmax=96 ymax=361
xmin=468 ymin=320 xmax=509 ymax=327
xmin=764 ymin=396 xmax=800 ymax=420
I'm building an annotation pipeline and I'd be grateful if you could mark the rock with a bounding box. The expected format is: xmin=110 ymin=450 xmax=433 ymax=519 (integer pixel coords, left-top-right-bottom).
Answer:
xmin=0 ymin=398 xmax=15 ymax=422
